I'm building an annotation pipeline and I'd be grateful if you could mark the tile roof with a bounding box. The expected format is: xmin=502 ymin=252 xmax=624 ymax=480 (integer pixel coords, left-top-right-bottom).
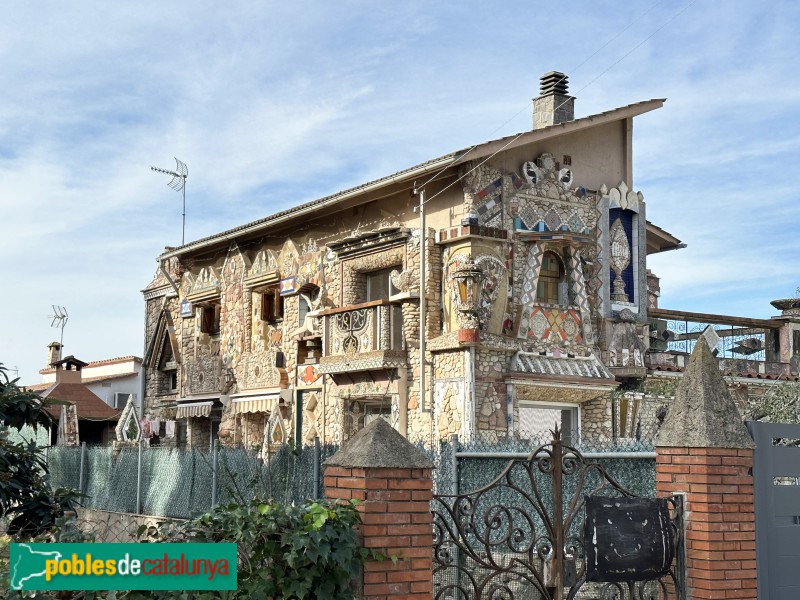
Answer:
xmin=512 ymin=352 xmax=615 ymax=381
xmin=648 ymin=363 xmax=799 ymax=381
xmin=159 ymin=99 xmax=664 ymax=261
xmin=41 ymin=383 xmax=121 ymax=421
xmin=39 ymin=355 xmax=141 ymax=375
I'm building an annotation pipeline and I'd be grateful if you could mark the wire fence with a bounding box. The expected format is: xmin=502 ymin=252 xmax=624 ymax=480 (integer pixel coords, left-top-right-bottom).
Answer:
xmin=46 ymin=441 xmax=339 ymax=519
xmin=45 ymin=432 xmax=655 ymax=521
xmin=436 ymin=433 xmax=655 ymax=498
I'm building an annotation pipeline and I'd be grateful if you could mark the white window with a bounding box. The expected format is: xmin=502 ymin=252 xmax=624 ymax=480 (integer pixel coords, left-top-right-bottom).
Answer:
xmin=518 ymin=402 xmax=579 ymax=445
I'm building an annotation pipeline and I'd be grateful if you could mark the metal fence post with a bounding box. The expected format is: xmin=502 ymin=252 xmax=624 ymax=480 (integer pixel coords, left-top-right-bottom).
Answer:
xmin=450 ymin=434 xmax=461 ymax=598
xmin=450 ymin=434 xmax=459 ymax=496
xmin=78 ymin=442 xmax=86 ymax=494
xmin=211 ymin=440 xmax=218 ymax=508
xmin=136 ymin=440 xmax=143 ymax=514
xmin=313 ymin=436 xmax=320 ymax=499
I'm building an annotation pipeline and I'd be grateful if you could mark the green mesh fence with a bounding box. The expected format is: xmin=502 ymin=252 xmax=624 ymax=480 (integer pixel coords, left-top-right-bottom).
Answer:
xmin=46 ymin=446 xmax=82 ymax=491
xmin=5 ymin=424 xmax=50 ymax=446
xmin=45 ymin=442 xmax=340 ymax=519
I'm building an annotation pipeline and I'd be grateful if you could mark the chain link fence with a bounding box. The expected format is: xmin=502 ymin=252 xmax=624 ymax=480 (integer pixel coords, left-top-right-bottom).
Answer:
xmin=47 ymin=441 xmax=339 ymax=519
xmin=435 ymin=432 xmax=655 ymax=498
xmin=45 ymin=432 xmax=654 ymax=521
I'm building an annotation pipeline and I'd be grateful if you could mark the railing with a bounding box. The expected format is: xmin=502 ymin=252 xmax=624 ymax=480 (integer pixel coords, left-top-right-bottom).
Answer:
xmin=320 ymin=300 xmax=404 ymax=357
xmin=647 ymin=351 xmax=792 ymax=379
xmin=649 ymin=308 xmax=782 ymax=360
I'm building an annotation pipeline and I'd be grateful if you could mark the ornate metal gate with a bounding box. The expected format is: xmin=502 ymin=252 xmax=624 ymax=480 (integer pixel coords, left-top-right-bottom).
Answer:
xmin=432 ymin=429 xmax=685 ymax=599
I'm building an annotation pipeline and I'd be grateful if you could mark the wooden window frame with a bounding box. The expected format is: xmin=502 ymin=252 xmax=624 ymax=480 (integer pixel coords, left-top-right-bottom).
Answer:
xmin=261 ymin=287 xmax=284 ymax=324
xmin=200 ymin=303 xmax=221 ymax=336
xmin=537 ymin=251 xmax=564 ymax=305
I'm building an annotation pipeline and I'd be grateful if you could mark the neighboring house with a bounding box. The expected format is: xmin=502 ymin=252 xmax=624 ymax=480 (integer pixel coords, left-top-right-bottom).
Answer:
xmin=141 ymin=71 xmax=800 ymax=451
xmin=34 ymin=356 xmax=120 ymax=445
xmin=32 ymin=342 xmax=143 ymax=412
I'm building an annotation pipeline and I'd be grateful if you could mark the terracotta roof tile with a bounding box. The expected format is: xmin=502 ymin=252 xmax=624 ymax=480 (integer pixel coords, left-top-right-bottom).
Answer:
xmin=41 ymin=383 xmax=121 ymax=421
xmin=39 ymin=355 xmax=141 ymax=374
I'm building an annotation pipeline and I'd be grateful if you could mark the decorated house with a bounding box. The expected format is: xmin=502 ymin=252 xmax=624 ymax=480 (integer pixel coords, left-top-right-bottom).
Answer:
xmin=141 ymin=72 xmax=800 ymax=451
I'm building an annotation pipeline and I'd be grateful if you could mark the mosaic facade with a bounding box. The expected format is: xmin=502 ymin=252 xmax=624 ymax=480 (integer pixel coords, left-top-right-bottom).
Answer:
xmin=142 ymin=88 xmax=690 ymax=450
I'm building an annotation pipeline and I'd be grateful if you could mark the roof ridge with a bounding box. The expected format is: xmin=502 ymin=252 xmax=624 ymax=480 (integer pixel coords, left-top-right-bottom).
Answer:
xmin=158 ymin=98 xmax=665 ymax=261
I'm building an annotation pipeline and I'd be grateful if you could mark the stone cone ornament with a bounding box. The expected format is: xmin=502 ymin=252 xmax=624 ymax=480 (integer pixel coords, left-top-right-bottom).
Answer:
xmin=656 ymin=337 xmax=755 ymax=449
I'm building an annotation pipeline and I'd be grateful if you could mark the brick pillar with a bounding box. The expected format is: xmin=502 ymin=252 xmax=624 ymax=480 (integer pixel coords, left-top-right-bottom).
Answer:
xmin=656 ymin=337 xmax=757 ymax=600
xmin=656 ymin=447 xmax=756 ymax=599
xmin=324 ymin=418 xmax=433 ymax=600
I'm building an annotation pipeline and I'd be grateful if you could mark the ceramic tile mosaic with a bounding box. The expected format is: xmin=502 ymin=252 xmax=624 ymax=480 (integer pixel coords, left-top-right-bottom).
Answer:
xmin=526 ymin=305 xmax=583 ymax=344
xmin=517 ymin=245 xmax=543 ymax=339
xmin=567 ymin=247 xmax=593 ymax=343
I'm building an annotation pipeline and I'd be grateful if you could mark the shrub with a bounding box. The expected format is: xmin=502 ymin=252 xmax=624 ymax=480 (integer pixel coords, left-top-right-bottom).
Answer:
xmin=131 ymin=498 xmax=371 ymax=600
xmin=0 ymin=363 xmax=79 ymax=538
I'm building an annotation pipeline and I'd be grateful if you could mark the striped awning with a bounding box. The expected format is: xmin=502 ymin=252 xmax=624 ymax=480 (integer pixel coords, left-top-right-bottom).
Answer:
xmin=175 ymin=401 xmax=214 ymax=419
xmin=231 ymin=394 xmax=278 ymax=415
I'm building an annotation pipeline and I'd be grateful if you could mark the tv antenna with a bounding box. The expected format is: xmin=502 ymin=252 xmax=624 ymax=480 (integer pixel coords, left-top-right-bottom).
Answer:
xmin=49 ymin=305 xmax=69 ymax=348
xmin=151 ymin=157 xmax=189 ymax=245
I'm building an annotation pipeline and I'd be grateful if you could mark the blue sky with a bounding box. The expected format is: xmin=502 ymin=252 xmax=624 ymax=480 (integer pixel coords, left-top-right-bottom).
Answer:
xmin=3 ymin=0 xmax=800 ymax=384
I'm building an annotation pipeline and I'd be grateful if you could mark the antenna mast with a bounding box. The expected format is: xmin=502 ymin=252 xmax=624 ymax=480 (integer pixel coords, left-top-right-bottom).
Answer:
xmin=151 ymin=157 xmax=189 ymax=245
xmin=49 ymin=305 xmax=68 ymax=348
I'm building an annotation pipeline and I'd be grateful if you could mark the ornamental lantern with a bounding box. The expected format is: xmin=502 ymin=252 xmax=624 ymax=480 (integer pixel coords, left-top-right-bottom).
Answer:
xmin=449 ymin=255 xmax=484 ymax=336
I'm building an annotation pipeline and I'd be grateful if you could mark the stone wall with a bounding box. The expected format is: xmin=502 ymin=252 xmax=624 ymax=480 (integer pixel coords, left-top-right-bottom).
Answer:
xmin=580 ymin=394 xmax=613 ymax=443
xmin=141 ymin=145 xmax=638 ymax=452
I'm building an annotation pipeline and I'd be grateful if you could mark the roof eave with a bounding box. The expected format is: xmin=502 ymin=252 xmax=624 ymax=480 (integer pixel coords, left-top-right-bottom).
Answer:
xmin=159 ymin=98 xmax=665 ymax=261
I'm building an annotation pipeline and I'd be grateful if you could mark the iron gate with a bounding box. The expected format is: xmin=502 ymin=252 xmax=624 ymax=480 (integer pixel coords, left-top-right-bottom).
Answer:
xmin=432 ymin=429 xmax=685 ymax=599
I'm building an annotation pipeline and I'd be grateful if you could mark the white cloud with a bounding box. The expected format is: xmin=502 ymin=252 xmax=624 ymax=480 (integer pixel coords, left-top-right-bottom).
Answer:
xmin=3 ymin=0 xmax=800 ymax=382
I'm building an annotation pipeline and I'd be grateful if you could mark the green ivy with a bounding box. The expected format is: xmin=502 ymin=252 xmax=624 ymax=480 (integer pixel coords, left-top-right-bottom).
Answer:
xmin=127 ymin=498 xmax=371 ymax=600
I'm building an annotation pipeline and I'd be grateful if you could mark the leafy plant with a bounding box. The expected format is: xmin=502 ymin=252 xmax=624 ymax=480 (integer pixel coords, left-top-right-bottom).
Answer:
xmin=129 ymin=498 xmax=370 ymax=600
xmin=0 ymin=363 xmax=80 ymax=538
xmin=747 ymin=380 xmax=800 ymax=423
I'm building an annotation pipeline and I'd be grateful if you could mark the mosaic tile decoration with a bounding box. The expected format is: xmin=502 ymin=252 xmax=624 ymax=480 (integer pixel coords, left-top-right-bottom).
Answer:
xmin=516 ymin=244 xmax=543 ymax=339
xmin=526 ymin=305 xmax=583 ymax=344
xmin=567 ymin=247 xmax=593 ymax=343
xmin=475 ymin=178 xmax=503 ymax=225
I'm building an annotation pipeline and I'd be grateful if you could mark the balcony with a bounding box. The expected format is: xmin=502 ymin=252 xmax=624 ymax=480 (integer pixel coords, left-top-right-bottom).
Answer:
xmin=318 ymin=300 xmax=406 ymax=374
xmin=647 ymin=307 xmax=796 ymax=380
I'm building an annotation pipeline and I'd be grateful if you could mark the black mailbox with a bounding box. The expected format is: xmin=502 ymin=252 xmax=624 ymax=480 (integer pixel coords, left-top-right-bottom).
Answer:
xmin=583 ymin=496 xmax=675 ymax=582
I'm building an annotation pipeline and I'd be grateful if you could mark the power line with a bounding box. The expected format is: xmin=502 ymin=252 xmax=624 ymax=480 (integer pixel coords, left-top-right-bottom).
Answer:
xmin=421 ymin=0 xmax=696 ymax=208
xmin=414 ymin=0 xmax=667 ymax=194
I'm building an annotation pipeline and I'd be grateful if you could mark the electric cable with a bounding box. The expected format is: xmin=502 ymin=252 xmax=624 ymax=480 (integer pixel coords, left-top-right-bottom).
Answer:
xmin=420 ymin=0 xmax=697 ymax=208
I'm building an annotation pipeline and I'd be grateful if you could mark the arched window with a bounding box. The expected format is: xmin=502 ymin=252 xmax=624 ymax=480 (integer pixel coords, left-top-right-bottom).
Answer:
xmin=537 ymin=251 xmax=564 ymax=304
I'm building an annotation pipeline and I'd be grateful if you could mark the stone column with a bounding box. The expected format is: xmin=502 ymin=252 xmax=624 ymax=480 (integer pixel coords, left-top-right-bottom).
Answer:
xmin=324 ymin=418 xmax=434 ymax=599
xmin=656 ymin=337 xmax=757 ymax=600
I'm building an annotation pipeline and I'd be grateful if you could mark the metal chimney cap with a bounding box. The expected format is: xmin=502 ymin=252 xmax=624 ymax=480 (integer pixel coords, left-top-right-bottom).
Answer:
xmin=539 ymin=71 xmax=569 ymax=96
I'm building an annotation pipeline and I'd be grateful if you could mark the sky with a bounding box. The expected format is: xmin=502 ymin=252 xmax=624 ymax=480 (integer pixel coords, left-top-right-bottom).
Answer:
xmin=3 ymin=0 xmax=800 ymax=384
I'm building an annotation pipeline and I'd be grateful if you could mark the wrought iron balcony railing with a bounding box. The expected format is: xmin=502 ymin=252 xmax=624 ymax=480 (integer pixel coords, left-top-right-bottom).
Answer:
xmin=318 ymin=300 xmax=406 ymax=374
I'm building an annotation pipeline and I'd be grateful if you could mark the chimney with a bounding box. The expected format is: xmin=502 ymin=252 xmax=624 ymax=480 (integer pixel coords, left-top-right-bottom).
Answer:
xmin=54 ymin=356 xmax=86 ymax=384
xmin=47 ymin=341 xmax=63 ymax=367
xmin=533 ymin=71 xmax=575 ymax=129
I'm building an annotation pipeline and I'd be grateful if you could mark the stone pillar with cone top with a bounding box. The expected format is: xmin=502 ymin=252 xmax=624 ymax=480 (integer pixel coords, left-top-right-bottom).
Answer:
xmin=656 ymin=337 xmax=757 ymax=599
xmin=324 ymin=419 xmax=434 ymax=599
